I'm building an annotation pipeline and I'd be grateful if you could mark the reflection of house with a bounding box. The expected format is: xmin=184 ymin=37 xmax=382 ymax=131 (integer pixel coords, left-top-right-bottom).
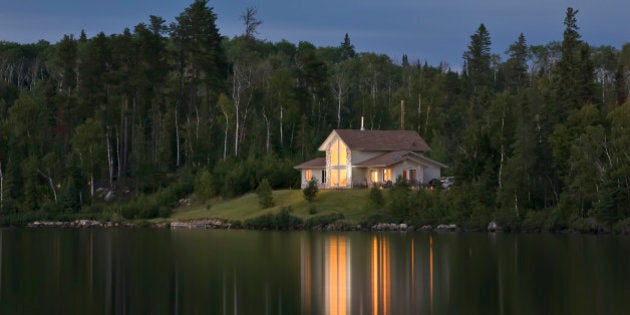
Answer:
xmin=294 ymin=129 xmax=447 ymax=188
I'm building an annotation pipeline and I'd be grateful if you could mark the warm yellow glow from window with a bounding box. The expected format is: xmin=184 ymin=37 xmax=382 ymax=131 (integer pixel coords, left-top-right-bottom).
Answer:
xmin=305 ymin=169 xmax=312 ymax=181
xmin=331 ymin=170 xmax=339 ymax=186
xmin=383 ymin=169 xmax=392 ymax=182
xmin=327 ymin=236 xmax=349 ymax=315
xmin=338 ymin=140 xmax=347 ymax=165
xmin=371 ymin=235 xmax=390 ymax=315
xmin=331 ymin=139 xmax=347 ymax=166
xmin=371 ymin=170 xmax=379 ymax=183
xmin=339 ymin=169 xmax=347 ymax=186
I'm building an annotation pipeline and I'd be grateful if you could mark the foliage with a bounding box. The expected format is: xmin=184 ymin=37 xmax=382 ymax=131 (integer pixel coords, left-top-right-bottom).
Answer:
xmin=243 ymin=206 xmax=303 ymax=230
xmin=256 ymin=178 xmax=274 ymax=209
xmin=0 ymin=5 xmax=627 ymax=230
xmin=368 ymin=186 xmax=385 ymax=207
xmin=302 ymin=178 xmax=319 ymax=202
xmin=304 ymin=212 xmax=345 ymax=228
xmin=388 ymin=176 xmax=411 ymax=217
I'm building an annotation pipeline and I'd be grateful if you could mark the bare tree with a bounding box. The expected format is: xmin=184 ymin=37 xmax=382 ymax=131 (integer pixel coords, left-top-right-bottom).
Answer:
xmin=241 ymin=7 xmax=262 ymax=39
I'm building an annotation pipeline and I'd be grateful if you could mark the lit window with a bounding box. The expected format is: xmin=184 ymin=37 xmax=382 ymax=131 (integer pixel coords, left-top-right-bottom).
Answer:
xmin=371 ymin=170 xmax=379 ymax=183
xmin=383 ymin=169 xmax=392 ymax=182
xmin=331 ymin=170 xmax=339 ymax=186
xmin=330 ymin=139 xmax=347 ymax=166
xmin=305 ymin=169 xmax=312 ymax=181
xmin=339 ymin=169 xmax=347 ymax=186
xmin=338 ymin=140 xmax=347 ymax=165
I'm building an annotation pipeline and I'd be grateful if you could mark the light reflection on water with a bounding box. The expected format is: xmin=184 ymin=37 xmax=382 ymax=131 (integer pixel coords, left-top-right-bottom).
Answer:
xmin=0 ymin=229 xmax=628 ymax=314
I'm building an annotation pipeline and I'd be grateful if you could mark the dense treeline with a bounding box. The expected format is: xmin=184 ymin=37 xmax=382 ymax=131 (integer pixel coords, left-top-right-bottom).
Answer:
xmin=0 ymin=2 xmax=628 ymax=228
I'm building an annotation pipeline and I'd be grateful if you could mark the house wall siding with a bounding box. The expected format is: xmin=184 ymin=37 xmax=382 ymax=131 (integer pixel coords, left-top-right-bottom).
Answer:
xmin=301 ymin=168 xmax=326 ymax=188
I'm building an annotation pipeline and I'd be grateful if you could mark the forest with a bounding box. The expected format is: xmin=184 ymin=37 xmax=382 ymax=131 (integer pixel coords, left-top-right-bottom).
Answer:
xmin=0 ymin=1 xmax=628 ymax=230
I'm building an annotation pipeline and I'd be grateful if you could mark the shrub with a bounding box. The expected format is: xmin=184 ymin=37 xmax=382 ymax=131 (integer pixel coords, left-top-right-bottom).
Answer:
xmin=388 ymin=176 xmax=410 ymax=217
xmin=368 ymin=186 xmax=385 ymax=207
xmin=257 ymin=178 xmax=274 ymax=209
xmin=303 ymin=178 xmax=319 ymax=202
xmin=273 ymin=206 xmax=303 ymax=229
xmin=308 ymin=204 xmax=318 ymax=214
xmin=305 ymin=212 xmax=344 ymax=227
xmin=243 ymin=207 xmax=303 ymax=230
xmin=194 ymin=168 xmax=215 ymax=199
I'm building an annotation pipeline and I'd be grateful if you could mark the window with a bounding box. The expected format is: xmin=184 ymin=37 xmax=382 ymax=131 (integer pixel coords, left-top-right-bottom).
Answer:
xmin=330 ymin=139 xmax=347 ymax=166
xmin=370 ymin=170 xmax=379 ymax=183
xmin=331 ymin=170 xmax=339 ymax=186
xmin=321 ymin=170 xmax=326 ymax=184
xmin=338 ymin=140 xmax=347 ymax=165
xmin=383 ymin=169 xmax=392 ymax=182
xmin=305 ymin=169 xmax=312 ymax=181
xmin=339 ymin=169 xmax=347 ymax=186
xmin=330 ymin=169 xmax=348 ymax=187
xmin=330 ymin=138 xmax=348 ymax=187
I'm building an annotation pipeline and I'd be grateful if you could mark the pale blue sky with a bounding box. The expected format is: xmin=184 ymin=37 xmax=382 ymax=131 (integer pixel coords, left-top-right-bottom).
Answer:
xmin=0 ymin=0 xmax=627 ymax=67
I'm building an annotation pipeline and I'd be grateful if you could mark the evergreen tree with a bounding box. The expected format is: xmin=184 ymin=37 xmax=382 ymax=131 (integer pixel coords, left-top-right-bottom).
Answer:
xmin=463 ymin=24 xmax=492 ymax=91
xmin=340 ymin=33 xmax=356 ymax=60
xmin=257 ymin=178 xmax=274 ymax=208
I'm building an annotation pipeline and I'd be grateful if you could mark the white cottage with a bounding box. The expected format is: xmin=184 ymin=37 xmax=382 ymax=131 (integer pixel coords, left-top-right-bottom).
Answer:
xmin=294 ymin=129 xmax=447 ymax=188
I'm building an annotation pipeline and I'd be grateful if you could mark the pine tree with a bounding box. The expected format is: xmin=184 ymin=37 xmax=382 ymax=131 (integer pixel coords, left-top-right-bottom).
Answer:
xmin=340 ymin=33 xmax=355 ymax=60
xmin=463 ymin=24 xmax=492 ymax=91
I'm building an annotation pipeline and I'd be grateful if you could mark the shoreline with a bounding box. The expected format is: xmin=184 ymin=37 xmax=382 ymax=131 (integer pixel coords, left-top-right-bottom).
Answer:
xmin=19 ymin=219 xmax=629 ymax=235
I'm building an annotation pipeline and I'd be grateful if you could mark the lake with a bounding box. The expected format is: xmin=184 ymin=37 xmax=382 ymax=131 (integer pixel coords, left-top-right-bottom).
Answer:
xmin=0 ymin=228 xmax=628 ymax=314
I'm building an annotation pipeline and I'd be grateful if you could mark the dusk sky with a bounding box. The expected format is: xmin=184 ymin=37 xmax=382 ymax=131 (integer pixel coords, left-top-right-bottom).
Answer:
xmin=1 ymin=0 xmax=628 ymax=68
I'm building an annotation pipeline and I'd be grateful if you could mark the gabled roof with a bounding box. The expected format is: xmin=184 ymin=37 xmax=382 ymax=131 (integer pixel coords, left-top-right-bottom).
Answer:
xmin=293 ymin=157 xmax=326 ymax=169
xmin=318 ymin=129 xmax=431 ymax=152
xmin=353 ymin=151 xmax=448 ymax=168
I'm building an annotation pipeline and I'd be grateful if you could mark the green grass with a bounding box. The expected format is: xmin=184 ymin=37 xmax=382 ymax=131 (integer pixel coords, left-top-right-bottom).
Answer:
xmin=170 ymin=189 xmax=382 ymax=223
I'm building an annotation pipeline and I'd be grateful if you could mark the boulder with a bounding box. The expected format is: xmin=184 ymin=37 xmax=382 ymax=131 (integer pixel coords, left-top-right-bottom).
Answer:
xmin=487 ymin=221 xmax=502 ymax=232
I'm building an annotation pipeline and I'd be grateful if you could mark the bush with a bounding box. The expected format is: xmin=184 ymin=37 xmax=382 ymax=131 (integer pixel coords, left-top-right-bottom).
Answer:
xmin=194 ymin=168 xmax=215 ymax=199
xmin=368 ymin=186 xmax=385 ymax=207
xmin=308 ymin=204 xmax=318 ymax=215
xmin=273 ymin=206 xmax=302 ymax=229
xmin=388 ymin=177 xmax=410 ymax=217
xmin=243 ymin=207 xmax=303 ymax=230
xmin=305 ymin=212 xmax=344 ymax=227
xmin=303 ymin=178 xmax=319 ymax=202
xmin=257 ymin=178 xmax=274 ymax=209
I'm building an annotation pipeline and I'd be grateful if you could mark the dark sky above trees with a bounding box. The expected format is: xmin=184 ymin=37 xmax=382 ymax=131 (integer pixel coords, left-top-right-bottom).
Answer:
xmin=1 ymin=0 xmax=627 ymax=68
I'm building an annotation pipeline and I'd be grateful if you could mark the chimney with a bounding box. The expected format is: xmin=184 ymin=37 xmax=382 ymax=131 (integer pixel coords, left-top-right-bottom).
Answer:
xmin=360 ymin=116 xmax=365 ymax=131
xmin=400 ymin=100 xmax=405 ymax=130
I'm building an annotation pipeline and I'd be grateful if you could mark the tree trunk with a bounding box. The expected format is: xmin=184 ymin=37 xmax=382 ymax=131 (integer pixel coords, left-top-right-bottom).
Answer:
xmin=222 ymin=109 xmax=229 ymax=160
xmin=175 ymin=108 xmax=181 ymax=167
xmin=38 ymin=169 xmax=57 ymax=203
xmin=337 ymin=88 xmax=342 ymax=129
xmin=116 ymin=130 xmax=121 ymax=180
xmin=90 ymin=173 xmax=94 ymax=197
xmin=263 ymin=110 xmax=271 ymax=153
xmin=106 ymin=127 xmax=113 ymax=188
xmin=498 ymin=108 xmax=506 ymax=190
xmin=279 ymin=103 xmax=284 ymax=148
xmin=417 ymin=94 xmax=422 ymax=132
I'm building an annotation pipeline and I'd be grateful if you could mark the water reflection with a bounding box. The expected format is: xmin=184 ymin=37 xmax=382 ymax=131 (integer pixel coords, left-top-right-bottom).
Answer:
xmin=0 ymin=229 xmax=628 ymax=314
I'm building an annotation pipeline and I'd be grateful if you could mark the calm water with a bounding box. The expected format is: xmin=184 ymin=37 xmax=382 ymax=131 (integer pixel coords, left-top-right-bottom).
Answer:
xmin=0 ymin=229 xmax=628 ymax=315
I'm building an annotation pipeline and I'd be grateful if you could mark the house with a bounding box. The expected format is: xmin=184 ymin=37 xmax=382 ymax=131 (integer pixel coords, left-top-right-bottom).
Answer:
xmin=294 ymin=128 xmax=447 ymax=189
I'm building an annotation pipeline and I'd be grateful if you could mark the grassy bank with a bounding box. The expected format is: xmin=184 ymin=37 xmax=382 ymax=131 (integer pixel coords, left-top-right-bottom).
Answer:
xmin=170 ymin=189 xmax=381 ymax=223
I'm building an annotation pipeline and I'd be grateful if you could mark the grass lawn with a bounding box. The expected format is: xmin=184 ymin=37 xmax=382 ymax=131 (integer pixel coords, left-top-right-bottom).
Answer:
xmin=170 ymin=189 xmax=383 ymax=223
